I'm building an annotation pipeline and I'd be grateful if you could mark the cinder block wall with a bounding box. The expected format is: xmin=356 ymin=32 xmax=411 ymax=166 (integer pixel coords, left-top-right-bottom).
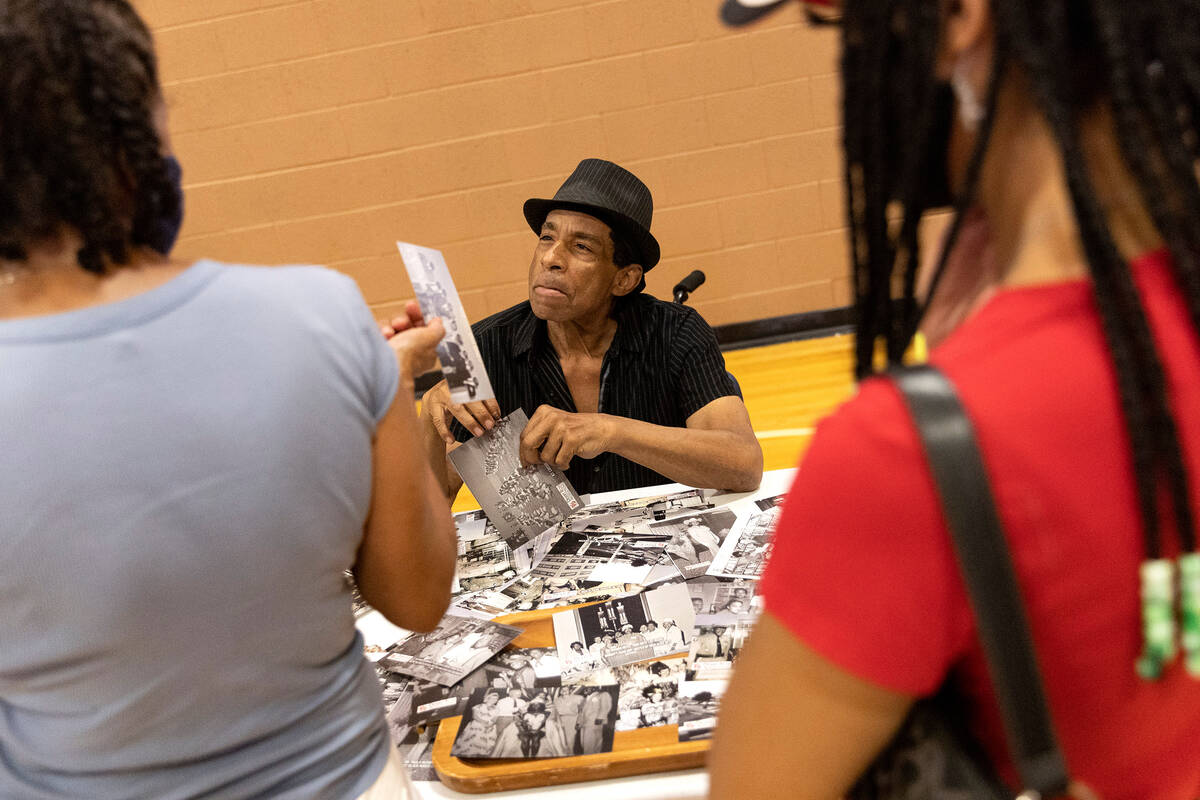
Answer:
xmin=135 ymin=0 xmax=848 ymax=327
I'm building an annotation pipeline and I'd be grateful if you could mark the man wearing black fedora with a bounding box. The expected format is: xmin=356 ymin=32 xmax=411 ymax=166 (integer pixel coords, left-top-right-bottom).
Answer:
xmin=416 ymin=158 xmax=762 ymax=498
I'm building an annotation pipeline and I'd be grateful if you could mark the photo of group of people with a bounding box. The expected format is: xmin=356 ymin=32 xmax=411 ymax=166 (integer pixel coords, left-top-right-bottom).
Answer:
xmin=449 ymin=410 xmax=582 ymax=549
xmin=552 ymin=583 xmax=695 ymax=680
xmin=396 ymin=241 xmax=494 ymax=404
xmin=451 ymin=686 xmax=619 ymax=759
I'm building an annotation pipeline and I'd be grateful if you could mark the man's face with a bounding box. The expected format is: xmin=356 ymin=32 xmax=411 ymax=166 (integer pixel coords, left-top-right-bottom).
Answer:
xmin=527 ymin=209 xmax=639 ymax=324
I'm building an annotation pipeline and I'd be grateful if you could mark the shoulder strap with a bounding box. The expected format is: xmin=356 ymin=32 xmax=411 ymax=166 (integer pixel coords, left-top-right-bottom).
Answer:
xmin=889 ymin=364 xmax=1070 ymax=798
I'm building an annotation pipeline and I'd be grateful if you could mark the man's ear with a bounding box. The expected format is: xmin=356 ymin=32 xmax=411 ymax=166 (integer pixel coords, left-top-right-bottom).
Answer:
xmin=611 ymin=264 xmax=644 ymax=297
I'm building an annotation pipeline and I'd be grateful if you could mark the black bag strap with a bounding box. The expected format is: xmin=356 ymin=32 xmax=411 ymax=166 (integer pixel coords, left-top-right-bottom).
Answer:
xmin=889 ymin=364 xmax=1070 ymax=798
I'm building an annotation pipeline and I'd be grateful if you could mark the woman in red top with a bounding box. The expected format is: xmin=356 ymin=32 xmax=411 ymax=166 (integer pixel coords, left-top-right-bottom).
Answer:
xmin=711 ymin=1 xmax=1200 ymax=798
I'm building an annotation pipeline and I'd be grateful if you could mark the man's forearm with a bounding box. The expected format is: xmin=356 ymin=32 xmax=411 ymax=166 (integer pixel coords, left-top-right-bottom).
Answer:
xmin=606 ymin=416 xmax=762 ymax=492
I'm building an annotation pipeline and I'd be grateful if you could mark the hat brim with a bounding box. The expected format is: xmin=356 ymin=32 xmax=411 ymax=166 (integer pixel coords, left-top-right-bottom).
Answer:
xmin=524 ymin=198 xmax=660 ymax=270
xmin=720 ymin=0 xmax=790 ymax=26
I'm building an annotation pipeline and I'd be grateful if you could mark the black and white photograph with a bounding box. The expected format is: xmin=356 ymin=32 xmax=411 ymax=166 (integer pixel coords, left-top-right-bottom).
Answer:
xmin=685 ymin=620 xmax=753 ymax=681
xmin=649 ymin=509 xmax=739 ymax=580
xmin=552 ymin=583 xmax=695 ymax=680
xmin=380 ymin=616 xmax=522 ymax=686
xmin=396 ymin=721 xmax=441 ymax=781
xmin=393 ymin=646 xmax=564 ymax=729
xmin=565 ymin=489 xmax=714 ymax=534
xmin=676 ymin=679 xmax=728 ymax=742
xmin=356 ymin=608 xmax=411 ymax=663
xmin=596 ymin=658 xmax=686 ymax=731
xmin=685 ymin=576 xmax=761 ymax=622
xmin=449 ymin=410 xmax=582 ymax=550
xmin=451 ymin=685 xmax=619 ymax=759
xmin=455 ymin=535 xmax=518 ymax=594
xmin=396 ymin=241 xmax=494 ymax=404
xmin=707 ymin=495 xmax=784 ymax=580
xmin=453 ymin=508 xmax=492 ymax=541
xmin=531 ymin=529 xmax=672 ymax=584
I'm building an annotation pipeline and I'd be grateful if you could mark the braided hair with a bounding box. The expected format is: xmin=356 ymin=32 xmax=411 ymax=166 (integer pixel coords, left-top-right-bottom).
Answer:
xmin=842 ymin=1 xmax=1200 ymax=574
xmin=0 ymin=0 xmax=177 ymax=274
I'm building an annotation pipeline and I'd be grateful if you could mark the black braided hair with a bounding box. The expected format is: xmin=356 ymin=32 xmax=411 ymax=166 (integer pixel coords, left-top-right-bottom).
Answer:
xmin=0 ymin=0 xmax=177 ymax=275
xmin=841 ymin=0 xmax=1200 ymax=559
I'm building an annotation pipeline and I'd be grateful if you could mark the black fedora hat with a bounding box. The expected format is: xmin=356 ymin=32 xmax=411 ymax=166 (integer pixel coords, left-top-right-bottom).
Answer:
xmin=523 ymin=158 xmax=660 ymax=270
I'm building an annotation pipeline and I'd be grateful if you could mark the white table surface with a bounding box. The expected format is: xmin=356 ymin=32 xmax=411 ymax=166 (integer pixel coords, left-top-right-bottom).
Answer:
xmin=412 ymin=469 xmax=796 ymax=799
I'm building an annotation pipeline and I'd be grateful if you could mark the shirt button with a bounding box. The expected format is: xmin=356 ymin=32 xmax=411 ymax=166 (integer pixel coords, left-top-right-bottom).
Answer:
xmin=594 ymin=466 xmax=601 ymax=472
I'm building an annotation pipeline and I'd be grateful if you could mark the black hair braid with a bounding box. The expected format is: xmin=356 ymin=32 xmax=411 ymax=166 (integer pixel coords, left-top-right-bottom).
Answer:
xmin=887 ymin=0 xmax=942 ymax=361
xmin=844 ymin=2 xmax=897 ymax=377
xmin=991 ymin=2 xmax=1187 ymax=560
xmin=1091 ymin=2 xmax=1200 ymax=551
xmin=0 ymin=0 xmax=167 ymax=274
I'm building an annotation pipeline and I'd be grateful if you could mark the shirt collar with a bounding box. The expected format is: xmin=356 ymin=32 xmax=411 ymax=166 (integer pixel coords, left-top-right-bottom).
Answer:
xmin=511 ymin=303 xmax=541 ymax=357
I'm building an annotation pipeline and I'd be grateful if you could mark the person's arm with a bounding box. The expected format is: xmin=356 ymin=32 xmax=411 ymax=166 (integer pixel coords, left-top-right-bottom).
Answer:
xmin=707 ymin=612 xmax=913 ymax=800
xmin=518 ymin=395 xmax=763 ymax=492
xmin=355 ymin=309 xmax=456 ymax=632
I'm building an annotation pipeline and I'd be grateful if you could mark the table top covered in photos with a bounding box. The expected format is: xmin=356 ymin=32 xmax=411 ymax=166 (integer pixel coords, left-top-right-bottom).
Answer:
xmin=418 ymin=469 xmax=796 ymax=797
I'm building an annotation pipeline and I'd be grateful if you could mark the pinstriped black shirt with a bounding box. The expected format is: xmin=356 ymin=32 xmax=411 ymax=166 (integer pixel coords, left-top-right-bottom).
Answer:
xmin=453 ymin=294 xmax=740 ymax=495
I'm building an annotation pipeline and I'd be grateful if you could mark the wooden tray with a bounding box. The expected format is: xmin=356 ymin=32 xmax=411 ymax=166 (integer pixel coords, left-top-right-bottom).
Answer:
xmin=430 ymin=608 xmax=709 ymax=793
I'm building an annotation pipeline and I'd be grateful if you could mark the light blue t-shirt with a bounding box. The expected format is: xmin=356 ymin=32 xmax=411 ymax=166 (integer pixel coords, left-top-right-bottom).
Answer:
xmin=0 ymin=261 xmax=400 ymax=799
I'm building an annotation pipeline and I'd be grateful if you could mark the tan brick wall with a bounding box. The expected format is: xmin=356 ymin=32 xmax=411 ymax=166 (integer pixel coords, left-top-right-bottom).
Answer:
xmin=136 ymin=0 xmax=848 ymax=327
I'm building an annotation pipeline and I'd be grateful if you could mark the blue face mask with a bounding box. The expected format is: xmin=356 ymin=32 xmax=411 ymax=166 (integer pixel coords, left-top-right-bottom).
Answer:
xmin=146 ymin=155 xmax=184 ymax=255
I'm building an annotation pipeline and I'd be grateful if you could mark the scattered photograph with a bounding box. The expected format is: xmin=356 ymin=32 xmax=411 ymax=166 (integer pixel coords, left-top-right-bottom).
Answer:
xmin=396 ymin=720 xmax=441 ymax=781
xmin=531 ymin=529 xmax=672 ymax=584
xmin=451 ymin=685 xmax=619 ymax=759
xmin=707 ymin=495 xmax=785 ymax=580
xmin=566 ymin=489 xmax=714 ymax=533
xmin=380 ymin=616 xmax=522 ymax=686
xmin=649 ymin=509 xmax=740 ymax=580
xmin=573 ymin=658 xmax=686 ymax=731
xmin=357 ymin=609 xmax=411 ymax=662
xmin=453 ymin=508 xmax=492 ymax=541
xmin=455 ymin=535 xmax=518 ymax=594
xmin=392 ymin=646 xmax=563 ymax=728
xmin=396 ymin=241 xmax=494 ymax=404
xmin=685 ymin=576 xmax=761 ymax=623
xmin=552 ymin=583 xmax=695 ymax=680
xmin=677 ymin=679 xmax=728 ymax=742
xmin=685 ymin=620 xmax=753 ymax=681
xmin=449 ymin=410 xmax=582 ymax=550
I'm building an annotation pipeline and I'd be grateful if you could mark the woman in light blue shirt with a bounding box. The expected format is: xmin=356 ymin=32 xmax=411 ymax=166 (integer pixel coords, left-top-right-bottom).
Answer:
xmin=0 ymin=2 xmax=455 ymax=797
